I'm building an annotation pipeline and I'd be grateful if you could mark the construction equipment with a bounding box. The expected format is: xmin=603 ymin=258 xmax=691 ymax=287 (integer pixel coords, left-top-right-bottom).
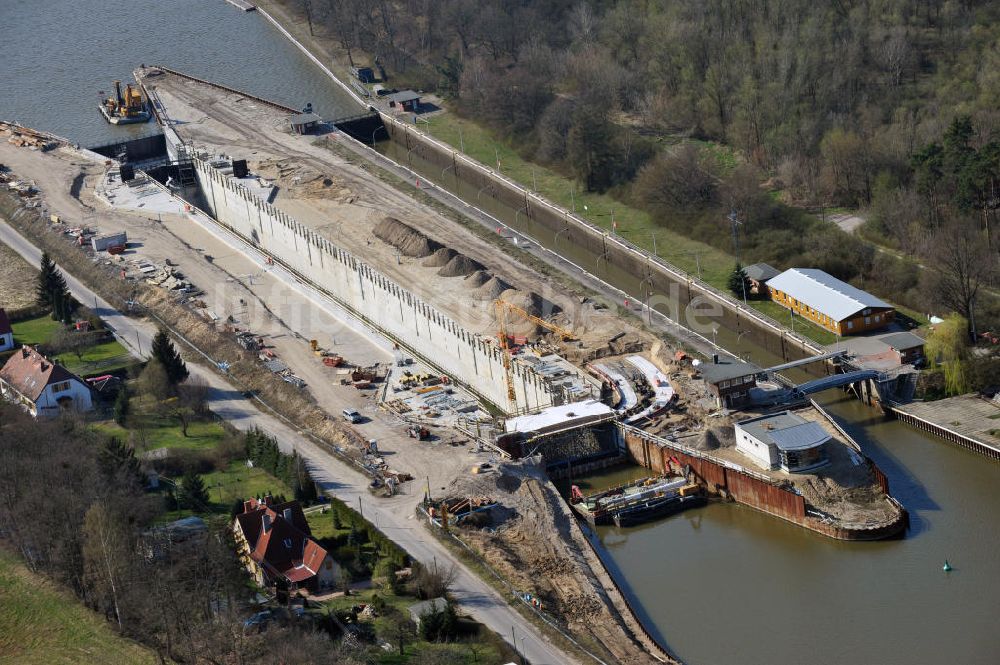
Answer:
xmin=406 ymin=425 xmax=430 ymax=440
xmin=493 ymin=299 xmax=576 ymax=409
xmin=98 ymin=80 xmax=151 ymax=125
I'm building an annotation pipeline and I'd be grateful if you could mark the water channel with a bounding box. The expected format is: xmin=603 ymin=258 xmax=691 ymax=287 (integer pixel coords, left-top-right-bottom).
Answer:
xmin=2 ymin=3 xmax=997 ymax=663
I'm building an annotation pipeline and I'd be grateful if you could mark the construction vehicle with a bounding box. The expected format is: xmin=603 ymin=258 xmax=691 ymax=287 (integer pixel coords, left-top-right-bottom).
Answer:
xmin=406 ymin=425 xmax=430 ymax=440
xmin=493 ymin=299 xmax=576 ymax=409
xmin=98 ymin=80 xmax=150 ymax=125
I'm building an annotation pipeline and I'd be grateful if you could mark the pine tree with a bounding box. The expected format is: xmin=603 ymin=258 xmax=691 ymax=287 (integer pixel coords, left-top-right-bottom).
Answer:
xmin=180 ymin=469 xmax=210 ymax=511
xmin=151 ymin=329 xmax=188 ymax=385
xmin=36 ymin=252 xmax=67 ymax=307
xmin=113 ymin=387 xmax=130 ymax=426
xmin=728 ymin=264 xmax=751 ymax=300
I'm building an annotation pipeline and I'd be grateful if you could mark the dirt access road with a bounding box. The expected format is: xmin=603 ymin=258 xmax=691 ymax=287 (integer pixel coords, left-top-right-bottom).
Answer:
xmin=0 ymin=214 xmax=579 ymax=665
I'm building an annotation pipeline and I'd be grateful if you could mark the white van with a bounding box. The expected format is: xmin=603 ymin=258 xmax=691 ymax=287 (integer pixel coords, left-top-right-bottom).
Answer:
xmin=342 ymin=409 xmax=362 ymax=423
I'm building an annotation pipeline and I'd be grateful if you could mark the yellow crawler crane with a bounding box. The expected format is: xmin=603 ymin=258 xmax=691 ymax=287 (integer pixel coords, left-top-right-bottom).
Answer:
xmin=492 ymin=299 xmax=576 ymax=410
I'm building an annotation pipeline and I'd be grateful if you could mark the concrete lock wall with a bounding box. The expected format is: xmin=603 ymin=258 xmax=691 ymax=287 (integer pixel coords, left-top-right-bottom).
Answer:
xmin=380 ymin=114 xmax=826 ymax=370
xmin=190 ymin=156 xmax=556 ymax=414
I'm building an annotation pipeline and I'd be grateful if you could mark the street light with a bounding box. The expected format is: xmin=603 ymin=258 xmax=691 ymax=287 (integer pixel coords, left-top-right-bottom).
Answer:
xmin=476 ymin=183 xmax=492 ymax=202
xmin=370 ymin=125 xmax=386 ymax=146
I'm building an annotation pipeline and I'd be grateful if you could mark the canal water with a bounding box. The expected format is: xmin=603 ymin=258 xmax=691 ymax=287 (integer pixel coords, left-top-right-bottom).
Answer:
xmin=2 ymin=4 xmax=997 ymax=663
xmin=0 ymin=0 xmax=358 ymax=148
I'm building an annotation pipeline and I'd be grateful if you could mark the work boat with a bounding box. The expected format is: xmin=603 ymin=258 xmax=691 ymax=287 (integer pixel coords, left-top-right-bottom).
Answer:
xmin=570 ymin=475 xmax=706 ymax=527
xmin=98 ymin=80 xmax=150 ymax=125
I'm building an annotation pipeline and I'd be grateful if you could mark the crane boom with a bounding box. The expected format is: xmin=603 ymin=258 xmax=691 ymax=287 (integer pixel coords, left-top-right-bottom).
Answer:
xmin=494 ymin=299 xmax=576 ymax=341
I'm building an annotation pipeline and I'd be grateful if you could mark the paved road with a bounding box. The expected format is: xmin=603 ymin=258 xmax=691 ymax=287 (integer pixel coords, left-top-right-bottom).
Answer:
xmin=0 ymin=217 xmax=577 ymax=665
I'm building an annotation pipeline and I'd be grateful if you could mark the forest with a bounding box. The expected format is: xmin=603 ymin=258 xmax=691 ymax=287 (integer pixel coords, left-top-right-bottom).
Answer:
xmin=294 ymin=0 xmax=1000 ymax=330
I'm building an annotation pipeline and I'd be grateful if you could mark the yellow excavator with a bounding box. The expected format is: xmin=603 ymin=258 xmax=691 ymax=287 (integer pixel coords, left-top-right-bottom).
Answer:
xmin=99 ymin=80 xmax=150 ymax=125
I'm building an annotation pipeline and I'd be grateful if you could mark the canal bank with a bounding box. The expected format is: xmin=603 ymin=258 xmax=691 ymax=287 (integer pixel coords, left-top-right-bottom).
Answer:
xmin=3 ymin=4 xmax=998 ymax=663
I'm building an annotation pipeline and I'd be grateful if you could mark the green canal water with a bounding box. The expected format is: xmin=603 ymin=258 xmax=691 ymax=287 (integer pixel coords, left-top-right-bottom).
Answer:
xmin=2 ymin=3 xmax=998 ymax=662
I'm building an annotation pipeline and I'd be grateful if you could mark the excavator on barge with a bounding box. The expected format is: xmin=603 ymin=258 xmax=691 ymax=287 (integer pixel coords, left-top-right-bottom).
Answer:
xmin=98 ymin=80 xmax=150 ymax=125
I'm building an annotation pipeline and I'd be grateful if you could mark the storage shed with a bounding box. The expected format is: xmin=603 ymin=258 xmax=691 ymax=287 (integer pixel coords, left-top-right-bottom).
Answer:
xmin=289 ymin=112 xmax=322 ymax=135
xmin=387 ymin=90 xmax=421 ymax=112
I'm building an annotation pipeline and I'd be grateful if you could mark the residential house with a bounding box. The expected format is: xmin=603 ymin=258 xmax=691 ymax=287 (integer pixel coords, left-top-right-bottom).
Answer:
xmin=743 ymin=263 xmax=780 ymax=295
xmin=699 ymin=356 xmax=760 ymax=409
xmin=0 ymin=345 xmax=93 ymax=416
xmin=0 ymin=308 xmax=12 ymax=352
xmin=232 ymin=495 xmax=338 ymax=593
xmin=766 ymin=268 xmax=894 ymax=335
xmin=735 ymin=411 xmax=830 ymax=473
xmin=829 ymin=331 xmax=926 ymax=370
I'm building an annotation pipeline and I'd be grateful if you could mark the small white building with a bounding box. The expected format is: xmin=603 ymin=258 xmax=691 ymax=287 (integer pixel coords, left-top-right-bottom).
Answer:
xmin=734 ymin=411 xmax=830 ymax=473
xmin=0 ymin=309 xmax=13 ymax=352
xmin=0 ymin=346 xmax=93 ymax=416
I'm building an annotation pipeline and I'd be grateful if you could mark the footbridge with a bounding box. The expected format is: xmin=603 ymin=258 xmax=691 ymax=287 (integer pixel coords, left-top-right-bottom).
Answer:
xmin=790 ymin=369 xmax=881 ymax=399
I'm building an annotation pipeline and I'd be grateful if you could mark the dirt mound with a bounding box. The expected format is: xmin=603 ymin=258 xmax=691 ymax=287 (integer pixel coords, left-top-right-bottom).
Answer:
xmin=373 ymin=217 xmax=442 ymax=258
xmin=464 ymin=270 xmax=492 ymax=288
xmin=694 ymin=427 xmax=734 ymax=451
xmin=422 ymin=247 xmax=457 ymax=267
xmin=477 ymin=275 xmax=513 ymax=300
xmin=499 ymin=289 xmax=561 ymax=319
xmin=438 ymin=253 xmax=485 ymax=277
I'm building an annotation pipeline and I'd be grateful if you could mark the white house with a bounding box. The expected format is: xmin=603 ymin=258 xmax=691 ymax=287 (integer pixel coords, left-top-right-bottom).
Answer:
xmin=734 ymin=411 xmax=830 ymax=473
xmin=0 ymin=346 xmax=93 ymax=416
xmin=0 ymin=309 xmax=13 ymax=353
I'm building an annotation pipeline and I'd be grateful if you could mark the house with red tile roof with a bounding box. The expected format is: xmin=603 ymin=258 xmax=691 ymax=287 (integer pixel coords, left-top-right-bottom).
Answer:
xmin=0 ymin=309 xmax=13 ymax=352
xmin=0 ymin=345 xmax=92 ymax=416
xmin=232 ymin=495 xmax=338 ymax=593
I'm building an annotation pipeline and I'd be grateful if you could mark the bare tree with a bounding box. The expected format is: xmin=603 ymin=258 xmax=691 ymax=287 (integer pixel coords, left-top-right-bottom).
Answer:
xmin=930 ymin=215 xmax=997 ymax=339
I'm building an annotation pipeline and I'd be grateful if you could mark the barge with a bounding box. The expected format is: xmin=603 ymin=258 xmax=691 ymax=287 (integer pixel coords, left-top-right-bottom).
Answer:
xmin=570 ymin=476 xmax=703 ymax=527
xmin=99 ymin=80 xmax=150 ymax=125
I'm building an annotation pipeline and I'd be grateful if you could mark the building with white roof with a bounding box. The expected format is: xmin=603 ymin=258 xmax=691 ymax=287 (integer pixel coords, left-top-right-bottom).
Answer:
xmin=735 ymin=411 xmax=830 ymax=473
xmin=766 ymin=268 xmax=894 ymax=335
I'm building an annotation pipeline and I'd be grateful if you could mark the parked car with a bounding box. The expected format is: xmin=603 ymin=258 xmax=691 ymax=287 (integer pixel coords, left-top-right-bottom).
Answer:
xmin=343 ymin=409 xmax=363 ymax=423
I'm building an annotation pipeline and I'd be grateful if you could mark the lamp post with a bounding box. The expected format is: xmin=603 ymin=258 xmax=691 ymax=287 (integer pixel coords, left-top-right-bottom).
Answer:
xmin=515 ymin=205 xmax=528 ymax=227
xmin=370 ymin=125 xmax=386 ymax=146
xmin=477 ymin=183 xmax=492 ymax=203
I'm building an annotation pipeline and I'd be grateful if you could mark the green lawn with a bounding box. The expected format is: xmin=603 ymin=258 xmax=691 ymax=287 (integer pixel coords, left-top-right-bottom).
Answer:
xmin=160 ymin=461 xmax=295 ymax=522
xmin=0 ymin=550 xmax=157 ymax=665
xmin=10 ymin=315 xmax=61 ymax=346
xmin=422 ymin=114 xmax=737 ymax=289
xmin=93 ymin=411 xmax=230 ymax=453
xmin=11 ymin=314 xmax=134 ymax=376
xmin=59 ymin=339 xmax=133 ymax=377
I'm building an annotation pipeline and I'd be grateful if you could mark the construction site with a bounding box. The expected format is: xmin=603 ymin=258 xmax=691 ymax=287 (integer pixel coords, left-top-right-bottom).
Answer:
xmin=0 ymin=68 xmax=908 ymax=664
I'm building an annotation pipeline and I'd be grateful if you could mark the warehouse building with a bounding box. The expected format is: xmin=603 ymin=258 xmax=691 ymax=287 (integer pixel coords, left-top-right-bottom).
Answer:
xmin=766 ymin=268 xmax=894 ymax=336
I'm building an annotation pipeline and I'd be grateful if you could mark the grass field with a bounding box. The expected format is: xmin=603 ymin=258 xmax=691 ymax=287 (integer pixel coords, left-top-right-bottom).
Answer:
xmin=10 ymin=315 xmax=61 ymax=346
xmin=0 ymin=242 xmax=36 ymax=312
xmin=422 ymin=114 xmax=738 ymax=289
xmin=11 ymin=314 xmax=134 ymax=375
xmin=0 ymin=550 xmax=156 ymax=665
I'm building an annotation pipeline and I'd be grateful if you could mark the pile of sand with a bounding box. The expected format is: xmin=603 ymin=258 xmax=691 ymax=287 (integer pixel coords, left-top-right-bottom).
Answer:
xmin=499 ymin=289 xmax=561 ymax=319
xmin=438 ymin=253 xmax=485 ymax=277
xmin=422 ymin=247 xmax=457 ymax=267
xmin=477 ymin=275 xmax=513 ymax=300
xmin=464 ymin=270 xmax=492 ymax=288
xmin=373 ymin=217 xmax=442 ymax=258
